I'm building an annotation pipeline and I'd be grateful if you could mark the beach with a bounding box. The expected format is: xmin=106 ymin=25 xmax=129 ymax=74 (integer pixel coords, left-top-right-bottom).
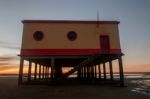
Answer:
xmin=0 ymin=76 xmax=149 ymax=99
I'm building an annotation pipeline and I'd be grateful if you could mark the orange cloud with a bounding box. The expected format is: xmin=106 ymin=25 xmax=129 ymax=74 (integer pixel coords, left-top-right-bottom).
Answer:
xmin=0 ymin=55 xmax=19 ymax=74
xmin=0 ymin=64 xmax=18 ymax=74
xmin=124 ymin=65 xmax=150 ymax=72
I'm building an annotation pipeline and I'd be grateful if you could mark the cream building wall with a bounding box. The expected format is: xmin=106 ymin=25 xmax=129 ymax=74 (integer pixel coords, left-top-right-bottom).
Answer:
xmin=21 ymin=20 xmax=121 ymax=50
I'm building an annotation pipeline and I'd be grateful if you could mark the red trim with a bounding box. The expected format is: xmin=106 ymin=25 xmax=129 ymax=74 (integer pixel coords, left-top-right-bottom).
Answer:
xmin=22 ymin=20 xmax=120 ymax=24
xmin=21 ymin=49 xmax=122 ymax=56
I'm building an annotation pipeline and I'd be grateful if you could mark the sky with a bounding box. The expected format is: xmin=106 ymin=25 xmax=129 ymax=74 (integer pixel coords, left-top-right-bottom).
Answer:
xmin=0 ymin=0 xmax=150 ymax=74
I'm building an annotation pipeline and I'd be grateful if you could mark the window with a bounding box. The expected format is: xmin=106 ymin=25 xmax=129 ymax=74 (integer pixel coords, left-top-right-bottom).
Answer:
xmin=33 ymin=31 xmax=44 ymax=41
xmin=67 ymin=31 xmax=77 ymax=41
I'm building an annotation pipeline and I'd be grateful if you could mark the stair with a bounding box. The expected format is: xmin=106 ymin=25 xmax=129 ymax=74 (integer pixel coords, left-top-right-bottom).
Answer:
xmin=62 ymin=54 xmax=101 ymax=78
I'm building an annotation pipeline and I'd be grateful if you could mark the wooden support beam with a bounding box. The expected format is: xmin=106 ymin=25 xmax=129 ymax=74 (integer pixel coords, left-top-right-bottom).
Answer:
xmin=81 ymin=67 xmax=83 ymax=78
xmin=94 ymin=65 xmax=97 ymax=78
xmin=109 ymin=61 xmax=113 ymax=80
xmin=47 ymin=66 xmax=49 ymax=78
xmin=39 ymin=65 xmax=41 ymax=79
xmin=42 ymin=66 xmax=45 ymax=79
xmin=45 ymin=66 xmax=47 ymax=78
xmin=98 ymin=64 xmax=101 ymax=79
xmin=28 ymin=61 xmax=32 ymax=82
xmin=91 ymin=65 xmax=94 ymax=78
xmin=84 ymin=66 xmax=86 ymax=78
xmin=118 ymin=57 xmax=124 ymax=87
xmin=48 ymin=67 xmax=50 ymax=78
xmin=18 ymin=57 xmax=24 ymax=85
xmin=51 ymin=58 xmax=55 ymax=79
xmin=46 ymin=66 xmax=49 ymax=78
xmin=103 ymin=63 xmax=106 ymax=80
xmin=34 ymin=63 xmax=37 ymax=80
xmin=87 ymin=66 xmax=90 ymax=79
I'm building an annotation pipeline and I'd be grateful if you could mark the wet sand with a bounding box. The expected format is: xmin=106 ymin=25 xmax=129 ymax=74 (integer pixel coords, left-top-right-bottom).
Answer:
xmin=0 ymin=77 xmax=149 ymax=99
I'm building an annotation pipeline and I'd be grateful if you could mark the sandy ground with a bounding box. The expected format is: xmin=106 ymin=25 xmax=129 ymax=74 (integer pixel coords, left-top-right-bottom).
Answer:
xmin=0 ymin=77 xmax=149 ymax=99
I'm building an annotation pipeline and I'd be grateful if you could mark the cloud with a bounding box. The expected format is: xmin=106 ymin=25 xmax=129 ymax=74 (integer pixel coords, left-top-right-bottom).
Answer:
xmin=0 ymin=40 xmax=20 ymax=50
xmin=0 ymin=63 xmax=10 ymax=66
xmin=2 ymin=45 xmax=20 ymax=50
xmin=0 ymin=64 xmax=17 ymax=69
xmin=0 ymin=64 xmax=18 ymax=74
xmin=0 ymin=56 xmax=18 ymax=61
xmin=0 ymin=56 xmax=19 ymax=74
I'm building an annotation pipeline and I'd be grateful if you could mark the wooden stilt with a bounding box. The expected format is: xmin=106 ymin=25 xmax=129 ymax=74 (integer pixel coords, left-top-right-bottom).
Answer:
xmin=46 ymin=66 xmax=49 ymax=78
xmin=91 ymin=65 xmax=94 ymax=78
xmin=46 ymin=67 xmax=48 ymax=78
xmin=28 ymin=61 xmax=32 ymax=82
xmin=103 ymin=63 xmax=106 ymax=80
xmin=87 ymin=66 xmax=90 ymax=79
xmin=34 ymin=63 xmax=37 ymax=80
xmin=84 ymin=66 xmax=86 ymax=78
xmin=44 ymin=66 xmax=47 ymax=78
xmin=109 ymin=61 xmax=113 ymax=80
xmin=39 ymin=65 xmax=41 ymax=79
xmin=86 ymin=66 xmax=88 ymax=78
xmin=118 ymin=57 xmax=124 ymax=87
xmin=18 ymin=57 xmax=24 ymax=85
xmin=77 ymin=68 xmax=81 ymax=79
xmin=81 ymin=67 xmax=83 ymax=78
xmin=42 ymin=66 xmax=45 ymax=79
xmin=93 ymin=65 xmax=95 ymax=78
xmin=94 ymin=65 xmax=97 ymax=78
xmin=98 ymin=64 xmax=101 ymax=79
xmin=51 ymin=58 xmax=55 ymax=79
xmin=89 ymin=66 xmax=92 ymax=78
xmin=44 ymin=66 xmax=46 ymax=78
xmin=49 ymin=67 xmax=51 ymax=78
xmin=47 ymin=67 xmax=49 ymax=78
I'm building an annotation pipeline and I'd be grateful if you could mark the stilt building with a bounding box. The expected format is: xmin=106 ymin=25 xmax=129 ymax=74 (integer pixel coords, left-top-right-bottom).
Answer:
xmin=18 ymin=20 xmax=124 ymax=86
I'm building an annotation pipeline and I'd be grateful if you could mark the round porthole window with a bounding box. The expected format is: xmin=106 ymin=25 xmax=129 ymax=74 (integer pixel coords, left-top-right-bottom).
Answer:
xmin=33 ymin=31 xmax=44 ymax=41
xmin=67 ymin=31 xmax=77 ymax=41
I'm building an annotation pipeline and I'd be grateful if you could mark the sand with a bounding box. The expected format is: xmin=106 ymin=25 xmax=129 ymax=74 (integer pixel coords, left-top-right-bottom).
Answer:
xmin=0 ymin=77 xmax=149 ymax=99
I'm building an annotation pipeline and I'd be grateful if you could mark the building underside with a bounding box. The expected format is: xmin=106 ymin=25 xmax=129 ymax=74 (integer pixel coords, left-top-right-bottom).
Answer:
xmin=18 ymin=53 xmax=124 ymax=87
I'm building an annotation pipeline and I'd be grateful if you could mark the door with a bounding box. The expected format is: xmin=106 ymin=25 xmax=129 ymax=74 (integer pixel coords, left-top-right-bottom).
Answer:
xmin=100 ymin=35 xmax=110 ymax=53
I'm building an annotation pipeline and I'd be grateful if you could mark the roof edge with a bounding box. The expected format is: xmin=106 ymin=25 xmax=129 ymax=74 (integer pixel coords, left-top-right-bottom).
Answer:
xmin=22 ymin=20 xmax=120 ymax=24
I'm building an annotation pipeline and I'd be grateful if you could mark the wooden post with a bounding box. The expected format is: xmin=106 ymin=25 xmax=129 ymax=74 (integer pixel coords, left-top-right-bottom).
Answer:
xmin=46 ymin=66 xmax=49 ymax=78
xmin=39 ymin=65 xmax=41 ymax=79
xmin=109 ymin=61 xmax=113 ymax=80
xmin=84 ymin=66 xmax=86 ymax=78
xmin=81 ymin=67 xmax=83 ymax=78
xmin=91 ymin=65 xmax=94 ymax=78
xmin=93 ymin=65 xmax=95 ymax=78
xmin=47 ymin=66 xmax=49 ymax=78
xmin=49 ymin=67 xmax=51 ymax=78
xmin=51 ymin=58 xmax=55 ymax=79
xmin=94 ymin=65 xmax=97 ymax=78
xmin=103 ymin=63 xmax=106 ymax=80
xmin=45 ymin=66 xmax=47 ymax=78
xmin=42 ymin=66 xmax=45 ymax=79
xmin=118 ymin=57 xmax=124 ymax=87
xmin=87 ymin=66 xmax=90 ymax=79
xmin=98 ymin=64 xmax=101 ymax=79
xmin=34 ymin=63 xmax=37 ymax=80
xmin=77 ymin=68 xmax=81 ymax=79
xmin=18 ymin=57 xmax=24 ymax=85
xmin=28 ymin=61 xmax=32 ymax=82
